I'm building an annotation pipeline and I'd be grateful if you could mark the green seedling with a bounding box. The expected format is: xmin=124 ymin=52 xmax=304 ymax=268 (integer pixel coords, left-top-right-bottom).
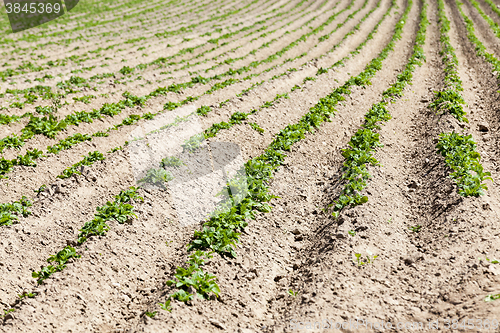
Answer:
xmin=161 ymin=157 xmax=185 ymax=168
xmin=18 ymin=292 xmax=36 ymax=299
xmin=249 ymin=122 xmax=265 ymax=134
xmin=479 ymin=257 xmax=500 ymax=264
xmin=138 ymin=168 xmax=173 ymax=186
xmin=288 ymin=289 xmax=298 ymax=297
xmin=484 ymin=294 xmax=500 ymax=302
xmin=353 ymin=250 xmax=378 ymax=266
xmin=159 ymin=299 xmax=172 ymax=312
xmin=348 ymin=230 xmax=356 ymax=236
xmin=34 ymin=185 xmax=47 ymax=194
xmin=165 ymin=251 xmax=220 ymax=302
xmin=145 ymin=311 xmax=157 ymax=318
xmin=409 ymin=225 xmax=422 ymax=233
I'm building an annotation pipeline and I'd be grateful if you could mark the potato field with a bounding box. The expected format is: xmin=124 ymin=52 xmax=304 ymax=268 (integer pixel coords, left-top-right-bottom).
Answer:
xmin=0 ymin=0 xmax=500 ymax=331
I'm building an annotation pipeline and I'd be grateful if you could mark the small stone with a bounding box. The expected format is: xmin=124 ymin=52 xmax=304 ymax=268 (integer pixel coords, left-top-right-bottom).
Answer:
xmin=209 ymin=319 xmax=226 ymax=330
xmin=483 ymin=203 xmax=491 ymax=210
xmin=54 ymin=186 xmax=65 ymax=194
xmin=294 ymin=234 xmax=304 ymax=242
xmin=186 ymin=286 xmax=196 ymax=295
xmin=408 ymin=180 xmax=419 ymax=189
xmin=291 ymin=228 xmax=301 ymax=235
xmin=478 ymin=123 xmax=489 ymax=132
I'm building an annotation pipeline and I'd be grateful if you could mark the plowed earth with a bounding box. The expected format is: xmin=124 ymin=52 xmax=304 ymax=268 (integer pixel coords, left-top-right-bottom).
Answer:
xmin=1 ymin=0 xmax=500 ymax=331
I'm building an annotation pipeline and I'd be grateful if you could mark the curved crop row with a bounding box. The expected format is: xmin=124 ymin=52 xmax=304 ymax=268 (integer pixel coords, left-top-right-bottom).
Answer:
xmin=328 ymin=0 xmax=427 ymax=217
xmin=199 ymin=0 xmax=376 ymax=137
xmin=0 ymin=0 xmax=399 ymax=313
xmin=159 ymin=0 xmax=416 ymax=308
xmin=0 ymin=0 xmax=388 ymax=226
xmin=0 ymin=0 xmax=351 ymax=167
xmin=468 ymin=0 xmax=500 ymax=41
xmin=0 ymin=0 xmax=286 ymax=100
xmin=455 ymin=0 xmax=500 ymax=80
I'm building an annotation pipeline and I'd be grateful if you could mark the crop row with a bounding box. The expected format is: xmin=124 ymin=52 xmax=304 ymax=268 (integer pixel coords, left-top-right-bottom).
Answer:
xmin=159 ymin=0 xmax=411 ymax=309
xmin=455 ymin=0 xmax=500 ymax=80
xmin=31 ymin=187 xmax=143 ymax=284
xmin=0 ymin=92 xmax=149 ymax=176
xmin=468 ymin=0 xmax=500 ymax=42
xmin=178 ymin=1 xmax=319 ymax=76
xmin=0 ymin=0 xmax=328 ymax=120
xmin=0 ymin=0 xmax=196 ymax=71
xmin=1 ymin=0 xmax=252 ymax=54
xmin=431 ymin=0 xmax=491 ymax=197
xmin=484 ymin=0 xmax=500 ymax=22
xmin=0 ymin=0 xmax=190 ymax=45
xmin=198 ymin=0 xmax=382 ymax=138
xmin=0 ymin=0 xmax=275 ymax=85
xmin=88 ymin=0 xmax=387 ymax=199
xmin=325 ymin=0 xmax=426 ymax=217
xmin=0 ymin=0 xmax=287 ymax=98
xmin=0 ymin=0 xmax=366 ymax=224
xmin=0 ymin=0 xmax=385 ymax=218
xmin=1 ymin=0 xmax=397 ymax=314
xmin=0 ymin=1 xmax=354 ymax=159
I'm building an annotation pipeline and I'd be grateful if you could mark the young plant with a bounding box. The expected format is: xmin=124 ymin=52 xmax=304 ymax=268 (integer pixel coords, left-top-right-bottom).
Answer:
xmin=484 ymin=294 xmax=500 ymax=302
xmin=409 ymin=225 xmax=422 ymax=233
xmin=138 ymin=168 xmax=174 ymax=186
xmin=353 ymin=250 xmax=378 ymax=266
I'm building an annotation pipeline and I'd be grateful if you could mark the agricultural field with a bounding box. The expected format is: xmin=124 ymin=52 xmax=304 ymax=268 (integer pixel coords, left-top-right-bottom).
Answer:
xmin=0 ymin=0 xmax=500 ymax=331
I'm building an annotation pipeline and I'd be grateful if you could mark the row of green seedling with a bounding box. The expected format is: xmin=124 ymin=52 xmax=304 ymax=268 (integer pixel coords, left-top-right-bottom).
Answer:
xmin=31 ymin=187 xmax=143 ymax=284
xmin=158 ymin=0 xmax=412 ymax=308
xmin=0 ymin=0 xmax=251 ymax=77
xmin=431 ymin=0 xmax=491 ymax=197
xmin=0 ymin=0 xmax=275 ymax=83
xmin=170 ymin=0 xmax=382 ymax=136
xmin=0 ymin=0 xmax=378 ymax=215
xmin=0 ymin=0 xmax=373 ymax=186
xmin=455 ymin=0 xmax=500 ymax=80
xmin=329 ymin=0 xmax=427 ymax=217
xmin=0 ymin=0 xmax=340 ymax=146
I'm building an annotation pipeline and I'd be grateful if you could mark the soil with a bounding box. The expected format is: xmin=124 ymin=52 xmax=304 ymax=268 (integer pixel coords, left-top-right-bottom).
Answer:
xmin=1 ymin=0 xmax=500 ymax=331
